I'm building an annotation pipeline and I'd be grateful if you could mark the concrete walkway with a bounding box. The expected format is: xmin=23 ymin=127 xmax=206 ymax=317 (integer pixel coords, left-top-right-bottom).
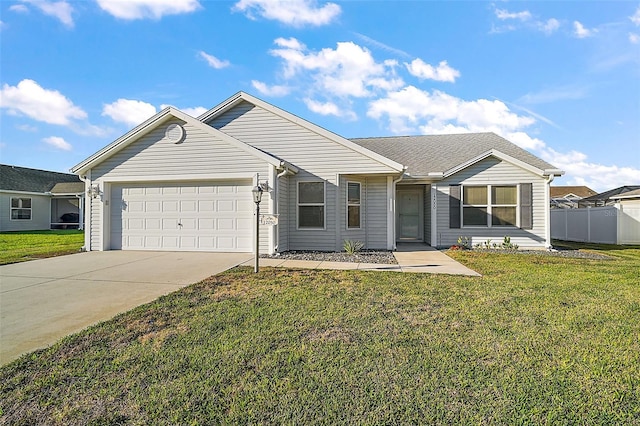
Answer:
xmin=0 ymin=251 xmax=251 ymax=365
xmin=244 ymin=243 xmax=480 ymax=276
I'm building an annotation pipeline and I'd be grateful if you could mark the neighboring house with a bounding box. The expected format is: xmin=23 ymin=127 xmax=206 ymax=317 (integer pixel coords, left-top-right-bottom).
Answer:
xmin=0 ymin=164 xmax=85 ymax=232
xmin=71 ymin=91 xmax=564 ymax=253
xmin=578 ymin=185 xmax=640 ymax=208
xmin=550 ymin=185 xmax=597 ymax=209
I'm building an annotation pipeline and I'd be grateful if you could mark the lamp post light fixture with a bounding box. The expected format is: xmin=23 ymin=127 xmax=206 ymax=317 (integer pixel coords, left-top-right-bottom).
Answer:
xmin=252 ymin=185 xmax=263 ymax=273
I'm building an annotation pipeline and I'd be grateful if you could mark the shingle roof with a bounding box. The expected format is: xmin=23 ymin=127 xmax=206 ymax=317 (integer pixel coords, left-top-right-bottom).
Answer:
xmin=50 ymin=182 xmax=85 ymax=194
xmin=0 ymin=164 xmax=82 ymax=193
xmin=582 ymin=185 xmax=640 ymax=202
xmin=550 ymin=185 xmax=598 ymax=198
xmin=610 ymin=188 xmax=640 ymax=199
xmin=350 ymin=132 xmax=559 ymax=177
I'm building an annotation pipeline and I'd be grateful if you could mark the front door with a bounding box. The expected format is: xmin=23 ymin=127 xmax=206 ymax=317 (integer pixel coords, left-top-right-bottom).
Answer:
xmin=397 ymin=188 xmax=423 ymax=241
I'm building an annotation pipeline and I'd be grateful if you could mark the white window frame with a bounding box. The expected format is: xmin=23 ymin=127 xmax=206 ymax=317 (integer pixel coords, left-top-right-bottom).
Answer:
xmin=297 ymin=181 xmax=326 ymax=230
xmin=10 ymin=197 xmax=32 ymax=221
xmin=461 ymin=184 xmax=519 ymax=228
xmin=346 ymin=181 xmax=362 ymax=229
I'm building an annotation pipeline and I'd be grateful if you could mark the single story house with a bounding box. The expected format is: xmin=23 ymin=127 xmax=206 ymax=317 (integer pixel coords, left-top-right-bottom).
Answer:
xmin=71 ymin=92 xmax=564 ymax=254
xmin=550 ymin=185 xmax=597 ymax=209
xmin=0 ymin=164 xmax=85 ymax=232
xmin=578 ymin=185 xmax=640 ymax=208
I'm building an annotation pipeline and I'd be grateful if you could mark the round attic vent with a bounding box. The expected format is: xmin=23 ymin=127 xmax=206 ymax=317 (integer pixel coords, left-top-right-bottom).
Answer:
xmin=165 ymin=123 xmax=185 ymax=143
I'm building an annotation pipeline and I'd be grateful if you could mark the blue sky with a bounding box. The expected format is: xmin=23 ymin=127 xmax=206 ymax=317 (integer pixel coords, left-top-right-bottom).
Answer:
xmin=1 ymin=0 xmax=638 ymax=192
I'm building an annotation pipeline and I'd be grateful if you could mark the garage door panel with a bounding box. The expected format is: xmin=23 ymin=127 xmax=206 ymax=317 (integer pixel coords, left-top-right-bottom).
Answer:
xmin=111 ymin=181 xmax=253 ymax=252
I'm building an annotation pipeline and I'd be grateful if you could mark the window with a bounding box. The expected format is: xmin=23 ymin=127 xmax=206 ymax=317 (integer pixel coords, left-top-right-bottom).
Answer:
xmin=462 ymin=185 xmax=517 ymax=227
xmin=298 ymin=182 xmax=325 ymax=229
xmin=11 ymin=197 xmax=32 ymax=220
xmin=491 ymin=186 xmax=517 ymax=226
xmin=347 ymin=182 xmax=361 ymax=229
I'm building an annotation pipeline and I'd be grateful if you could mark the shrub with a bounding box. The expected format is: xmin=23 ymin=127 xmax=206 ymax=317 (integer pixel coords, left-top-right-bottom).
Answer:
xmin=343 ymin=239 xmax=364 ymax=254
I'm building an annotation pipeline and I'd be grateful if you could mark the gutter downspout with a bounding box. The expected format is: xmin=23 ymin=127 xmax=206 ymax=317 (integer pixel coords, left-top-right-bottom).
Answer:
xmin=274 ymin=164 xmax=293 ymax=253
xmin=545 ymin=174 xmax=555 ymax=249
xmin=390 ymin=168 xmax=407 ymax=251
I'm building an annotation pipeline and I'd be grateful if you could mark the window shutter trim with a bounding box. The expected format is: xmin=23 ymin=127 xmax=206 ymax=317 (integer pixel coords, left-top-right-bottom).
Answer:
xmin=520 ymin=183 xmax=533 ymax=229
xmin=449 ymin=185 xmax=461 ymax=229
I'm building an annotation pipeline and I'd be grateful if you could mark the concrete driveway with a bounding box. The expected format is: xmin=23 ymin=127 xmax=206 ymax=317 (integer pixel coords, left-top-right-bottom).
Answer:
xmin=0 ymin=251 xmax=251 ymax=365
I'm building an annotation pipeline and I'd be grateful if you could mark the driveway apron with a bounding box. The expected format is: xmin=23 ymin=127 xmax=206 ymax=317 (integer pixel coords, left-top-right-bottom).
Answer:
xmin=0 ymin=251 xmax=251 ymax=365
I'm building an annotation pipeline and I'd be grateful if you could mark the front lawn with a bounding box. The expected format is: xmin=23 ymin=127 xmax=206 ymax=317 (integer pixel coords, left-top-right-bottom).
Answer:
xmin=0 ymin=230 xmax=84 ymax=265
xmin=1 ymin=246 xmax=639 ymax=424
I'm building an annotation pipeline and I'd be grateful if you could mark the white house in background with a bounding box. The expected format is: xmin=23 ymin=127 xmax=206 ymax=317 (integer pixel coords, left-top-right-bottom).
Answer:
xmin=0 ymin=164 xmax=84 ymax=232
xmin=71 ymin=91 xmax=564 ymax=253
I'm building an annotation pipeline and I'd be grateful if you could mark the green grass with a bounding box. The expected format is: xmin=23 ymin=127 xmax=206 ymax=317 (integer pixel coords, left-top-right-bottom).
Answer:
xmin=1 ymin=245 xmax=639 ymax=424
xmin=0 ymin=230 xmax=84 ymax=265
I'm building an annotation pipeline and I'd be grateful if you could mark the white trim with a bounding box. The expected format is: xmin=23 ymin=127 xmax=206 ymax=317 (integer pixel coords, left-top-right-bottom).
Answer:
xmin=101 ymin=182 xmax=110 ymax=251
xmin=346 ymin=181 xmax=362 ymax=230
xmin=268 ymin=164 xmax=277 ymax=255
xmin=99 ymin=173 xmax=256 ymax=183
xmin=461 ymin=184 xmax=519 ymax=228
xmin=0 ymin=189 xmax=51 ymax=196
xmin=386 ymin=176 xmax=394 ymax=250
xmin=297 ymin=180 xmax=326 ymax=230
xmin=545 ymin=175 xmax=554 ymax=248
xmin=9 ymin=196 xmax=33 ymax=221
xmin=444 ymin=149 xmax=545 ymax=178
xmin=199 ymin=91 xmax=405 ymax=173
xmin=431 ymin=184 xmax=438 ymax=247
xmin=83 ymin=170 xmax=91 ymax=250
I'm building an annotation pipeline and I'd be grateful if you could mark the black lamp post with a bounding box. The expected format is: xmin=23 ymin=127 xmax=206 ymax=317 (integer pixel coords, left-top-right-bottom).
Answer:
xmin=252 ymin=185 xmax=263 ymax=273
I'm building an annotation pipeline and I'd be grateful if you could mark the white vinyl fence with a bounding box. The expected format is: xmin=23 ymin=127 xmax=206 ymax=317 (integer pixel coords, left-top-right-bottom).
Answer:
xmin=551 ymin=204 xmax=640 ymax=245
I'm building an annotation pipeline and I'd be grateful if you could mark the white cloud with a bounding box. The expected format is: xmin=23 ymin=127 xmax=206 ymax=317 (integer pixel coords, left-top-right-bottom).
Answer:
xmin=495 ymin=8 xmax=532 ymax=21
xmin=251 ymin=80 xmax=291 ymax=97
xmin=538 ymin=18 xmax=560 ymax=35
xmin=630 ymin=33 xmax=640 ymax=44
xmin=540 ymin=147 xmax=640 ymax=191
xmin=96 ymin=0 xmax=201 ymax=20
xmin=17 ymin=123 xmax=38 ymax=132
xmin=0 ymin=79 xmax=87 ymax=125
xmin=304 ymin=98 xmax=356 ymax=120
xmin=405 ymin=59 xmax=460 ymax=83
xmin=353 ymin=32 xmax=411 ymax=59
xmin=269 ymin=38 xmax=403 ymax=98
xmin=19 ymin=0 xmax=74 ymax=27
xmin=367 ymin=86 xmax=542 ymax=149
xmin=518 ymin=85 xmax=589 ymax=104
xmin=233 ymin=0 xmax=340 ymax=27
xmin=198 ymin=51 xmax=230 ymax=69
xmin=9 ymin=4 xmax=29 ymax=13
xmin=160 ymin=104 xmax=207 ymax=117
xmin=102 ymin=99 xmax=157 ymax=127
xmin=573 ymin=21 xmax=596 ymax=38
xmin=43 ymin=136 xmax=72 ymax=151
xmin=631 ymin=6 xmax=640 ymax=26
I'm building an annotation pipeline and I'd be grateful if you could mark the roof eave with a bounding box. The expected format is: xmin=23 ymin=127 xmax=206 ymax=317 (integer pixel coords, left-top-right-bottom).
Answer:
xmin=443 ymin=149 xmax=551 ymax=178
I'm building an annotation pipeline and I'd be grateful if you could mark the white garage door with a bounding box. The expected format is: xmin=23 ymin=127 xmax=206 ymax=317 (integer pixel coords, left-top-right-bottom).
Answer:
xmin=110 ymin=181 xmax=253 ymax=252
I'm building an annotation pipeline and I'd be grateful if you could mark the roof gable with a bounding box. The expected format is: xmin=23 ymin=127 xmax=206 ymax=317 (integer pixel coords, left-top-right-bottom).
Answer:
xmin=72 ymin=107 xmax=295 ymax=175
xmin=351 ymin=133 xmax=563 ymax=178
xmin=199 ymin=92 xmax=404 ymax=173
xmin=0 ymin=164 xmax=81 ymax=193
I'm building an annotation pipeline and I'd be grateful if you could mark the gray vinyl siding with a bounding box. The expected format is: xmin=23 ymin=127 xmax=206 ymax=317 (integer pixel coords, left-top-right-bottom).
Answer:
xmin=91 ymin=118 xmax=269 ymax=180
xmin=336 ymin=175 xmax=388 ymax=250
xmin=208 ymin=102 xmax=397 ymax=251
xmin=0 ymin=192 xmax=51 ymax=231
xmin=434 ymin=157 xmax=547 ymax=248
xmin=276 ymin=174 xmax=289 ymax=252
xmin=424 ymin=185 xmax=431 ymax=245
xmin=364 ymin=176 xmax=388 ymax=249
xmin=208 ymin=101 xmax=398 ymax=175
